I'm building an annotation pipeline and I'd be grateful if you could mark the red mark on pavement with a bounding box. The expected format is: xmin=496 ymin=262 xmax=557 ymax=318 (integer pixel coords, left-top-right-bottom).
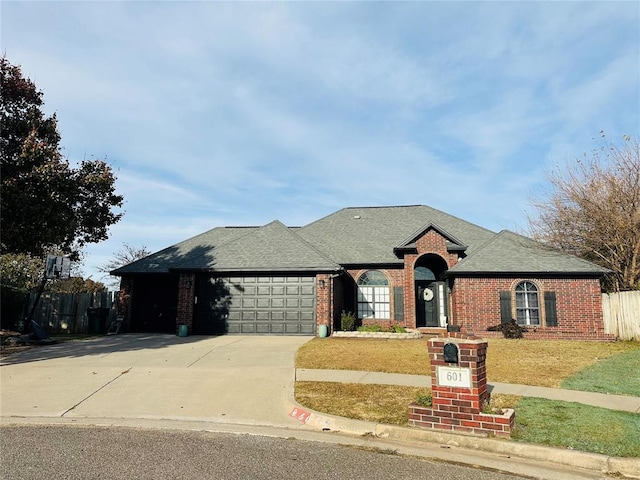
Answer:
xmin=289 ymin=407 xmax=311 ymax=423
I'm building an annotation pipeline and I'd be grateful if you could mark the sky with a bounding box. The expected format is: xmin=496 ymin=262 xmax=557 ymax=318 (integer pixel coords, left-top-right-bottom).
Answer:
xmin=2 ymin=1 xmax=639 ymax=287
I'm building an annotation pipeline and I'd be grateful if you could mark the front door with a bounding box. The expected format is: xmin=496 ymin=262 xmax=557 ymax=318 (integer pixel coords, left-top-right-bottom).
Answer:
xmin=415 ymin=281 xmax=448 ymax=328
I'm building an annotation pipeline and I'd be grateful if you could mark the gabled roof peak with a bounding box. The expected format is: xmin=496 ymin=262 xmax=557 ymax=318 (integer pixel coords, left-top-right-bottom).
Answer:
xmin=395 ymin=221 xmax=467 ymax=251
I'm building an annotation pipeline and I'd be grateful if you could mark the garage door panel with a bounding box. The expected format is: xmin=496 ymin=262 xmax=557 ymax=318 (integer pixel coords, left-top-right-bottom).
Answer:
xmin=242 ymin=298 xmax=256 ymax=308
xmin=210 ymin=275 xmax=316 ymax=335
xmin=256 ymin=324 xmax=271 ymax=333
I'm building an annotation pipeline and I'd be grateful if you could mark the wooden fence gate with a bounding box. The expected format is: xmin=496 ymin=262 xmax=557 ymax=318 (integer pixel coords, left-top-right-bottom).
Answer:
xmin=25 ymin=291 xmax=119 ymax=335
xmin=602 ymin=291 xmax=640 ymax=341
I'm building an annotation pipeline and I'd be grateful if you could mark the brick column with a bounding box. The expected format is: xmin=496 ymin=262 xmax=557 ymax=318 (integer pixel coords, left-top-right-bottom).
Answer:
xmin=176 ymin=273 xmax=195 ymax=334
xmin=315 ymin=274 xmax=330 ymax=335
xmin=409 ymin=333 xmax=515 ymax=438
xmin=429 ymin=336 xmax=489 ymax=413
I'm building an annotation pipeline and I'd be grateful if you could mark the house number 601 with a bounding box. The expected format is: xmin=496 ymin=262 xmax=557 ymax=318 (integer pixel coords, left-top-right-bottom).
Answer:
xmin=437 ymin=366 xmax=472 ymax=388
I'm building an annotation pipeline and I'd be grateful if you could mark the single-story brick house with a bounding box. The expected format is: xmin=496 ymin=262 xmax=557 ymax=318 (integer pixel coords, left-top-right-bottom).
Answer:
xmin=112 ymin=205 xmax=613 ymax=340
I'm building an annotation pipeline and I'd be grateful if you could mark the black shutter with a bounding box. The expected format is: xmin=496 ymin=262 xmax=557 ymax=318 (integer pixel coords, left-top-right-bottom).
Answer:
xmin=544 ymin=291 xmax=558 ymax=327
xmin=499 ymin=291 xmax=512 ymax=324
xmin=394 ymin=287 xmax=404 ymax=321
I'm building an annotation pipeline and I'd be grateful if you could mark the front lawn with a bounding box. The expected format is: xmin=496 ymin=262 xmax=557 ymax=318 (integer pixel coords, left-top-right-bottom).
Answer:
xmin=295 ymin=338 xmax=640 ymax=457
xmin=294 ymin=382 xmax=640 ymax=457
xmin=296 ymin=337 xmax=639 ymax=387
xmin=561 ymin=346 xmax=640 ymax=396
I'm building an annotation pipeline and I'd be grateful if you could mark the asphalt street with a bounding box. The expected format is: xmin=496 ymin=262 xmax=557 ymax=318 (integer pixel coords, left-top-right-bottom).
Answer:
xmin=0 ymin=425 xmax=529 ymax=480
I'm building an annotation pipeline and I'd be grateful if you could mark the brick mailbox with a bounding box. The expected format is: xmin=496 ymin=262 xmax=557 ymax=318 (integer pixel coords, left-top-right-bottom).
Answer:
xmin=408 ymin=334 xmax=515 ymax=438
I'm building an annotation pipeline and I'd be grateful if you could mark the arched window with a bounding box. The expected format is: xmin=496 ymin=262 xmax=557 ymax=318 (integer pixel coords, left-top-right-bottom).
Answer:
xmin=357 ymin=270 xmax=390 ymax=320
xmin=515 ymin=281 xmax=540 ymax=326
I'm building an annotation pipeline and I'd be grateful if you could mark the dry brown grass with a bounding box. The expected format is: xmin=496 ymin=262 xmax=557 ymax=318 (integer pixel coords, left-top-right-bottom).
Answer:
xmin=296 ymin=338 xmax=430 ymax=375
xmin=295 ymin=381 xmax=425 ymax=425
xmin=297 ymin=337 xmax=639 ymax=387
xmin=485 ymin=339 xmax=637 ymax=387
xmin=294 ymin=381 xmax=521 ymax=425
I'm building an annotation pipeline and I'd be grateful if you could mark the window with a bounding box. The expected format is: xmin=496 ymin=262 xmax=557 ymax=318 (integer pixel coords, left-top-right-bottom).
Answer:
xmin=357 ymin=270 xmax=390 ymax=319
xmin=515 ymin=281 xmax=540 ymax=326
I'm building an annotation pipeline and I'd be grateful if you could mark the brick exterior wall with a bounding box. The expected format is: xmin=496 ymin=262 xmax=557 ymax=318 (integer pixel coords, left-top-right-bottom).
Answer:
xmin=336 ymin=227 xmax=610 ymax=341
xmin=451 ymin=277 xmax=613 ymax=341
xmin=408 ymin=335 xmax=515 ymax=438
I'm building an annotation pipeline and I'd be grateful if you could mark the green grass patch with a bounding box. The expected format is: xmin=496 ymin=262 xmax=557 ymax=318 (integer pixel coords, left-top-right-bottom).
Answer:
xmin=561 ymin=346 xmax=640 ymax=396
xmin=512 ymin=397 xmax=640 ymax=457
xmin=295 ymin=382 xmax=640 ymax=457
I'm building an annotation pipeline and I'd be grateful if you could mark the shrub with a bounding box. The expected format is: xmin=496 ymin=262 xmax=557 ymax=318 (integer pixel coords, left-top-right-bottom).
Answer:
xmin=357 ymin=324 xmax=383 ymax=332
xmin=487 ymin=320 xmax=528 ymax=339
xmin=389 ymin=324 xmax=407 ymax=333
xmin=340 ymin=311 xmax=357 ymax=331
xmin=415 ymin=391 xmax=432 ymax=407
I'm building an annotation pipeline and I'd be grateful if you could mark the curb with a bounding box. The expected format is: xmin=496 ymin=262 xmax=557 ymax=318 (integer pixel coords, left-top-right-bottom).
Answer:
xmin=289 ymin=396 xmax=640 ymax=479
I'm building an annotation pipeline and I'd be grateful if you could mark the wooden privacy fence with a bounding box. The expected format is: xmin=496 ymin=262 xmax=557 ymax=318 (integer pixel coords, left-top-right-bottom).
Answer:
xmin=26 ymin=291 xmax=119 ymax=335
xmin=602 ymin=291 xmax=640 ymax=341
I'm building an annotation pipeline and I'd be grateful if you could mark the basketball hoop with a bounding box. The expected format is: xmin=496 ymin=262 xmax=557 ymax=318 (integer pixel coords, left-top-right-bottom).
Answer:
xmin=45 ymin=255 xmax=71 ymax=279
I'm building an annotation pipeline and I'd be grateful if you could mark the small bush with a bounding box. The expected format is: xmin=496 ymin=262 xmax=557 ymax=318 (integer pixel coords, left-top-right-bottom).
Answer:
xmin=358 ymin=324 xmax=383 ymax=332
xmin=488 ymin=320 xmax=528 ymax=339
xmin=340 ymin=311 xmax=357 ymax=331
xmin=415 ymin=391 xmax=432 ymax=407
xmin=356 ymin=324 xmax=408 ymax=333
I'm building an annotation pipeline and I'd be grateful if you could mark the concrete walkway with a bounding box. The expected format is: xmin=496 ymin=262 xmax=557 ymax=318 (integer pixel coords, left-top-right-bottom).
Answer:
xmin=295 ymin=368 xmax=640 ymax=413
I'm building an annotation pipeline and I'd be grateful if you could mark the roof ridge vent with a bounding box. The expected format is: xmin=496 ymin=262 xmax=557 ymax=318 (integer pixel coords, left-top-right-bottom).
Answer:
xmin=353 ymin=215 xmax=361 ymax=219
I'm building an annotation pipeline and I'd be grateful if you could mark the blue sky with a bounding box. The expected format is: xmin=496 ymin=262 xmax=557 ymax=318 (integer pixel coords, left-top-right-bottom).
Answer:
xmin=3 ymin=1 xmax=639 ymax=286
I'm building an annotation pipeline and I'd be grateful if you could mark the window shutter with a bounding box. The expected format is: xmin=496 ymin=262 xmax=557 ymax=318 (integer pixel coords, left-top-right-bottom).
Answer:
xmin=394 ymin=287 xmax=404 ymax=321
xmin=499 ymin=291 xmax=512 ymax=324
xmin=544 ymin=291 xmax=558 ymax=326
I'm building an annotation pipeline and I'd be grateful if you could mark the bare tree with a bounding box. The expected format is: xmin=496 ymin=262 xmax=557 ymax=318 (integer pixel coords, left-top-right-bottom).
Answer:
xmin=99 ymin=243 xmax=151 ymax=288
xmin=529 ymin=134 xmax=640 ymax=292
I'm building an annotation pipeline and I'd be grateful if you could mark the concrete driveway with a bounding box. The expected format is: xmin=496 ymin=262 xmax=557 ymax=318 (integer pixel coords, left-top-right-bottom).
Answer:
xmin=0 ymin=334 xmax=312 ymax=427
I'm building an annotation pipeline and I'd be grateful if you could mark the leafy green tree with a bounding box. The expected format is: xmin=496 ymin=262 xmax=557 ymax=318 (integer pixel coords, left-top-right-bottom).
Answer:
xmin=1 ymin=57 xmax=124 ymax=259
xmin=529 ymin=135 xmax=640 ymax=292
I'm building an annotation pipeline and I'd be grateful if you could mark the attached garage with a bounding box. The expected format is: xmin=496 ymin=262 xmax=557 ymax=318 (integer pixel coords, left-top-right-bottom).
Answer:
xmin=193 ymin=275 xmax=316 ymax=335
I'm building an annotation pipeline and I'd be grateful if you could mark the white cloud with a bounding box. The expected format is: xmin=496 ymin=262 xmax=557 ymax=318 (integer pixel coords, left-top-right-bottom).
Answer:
xmin=2 ymin=1 xmax=638 ymax=282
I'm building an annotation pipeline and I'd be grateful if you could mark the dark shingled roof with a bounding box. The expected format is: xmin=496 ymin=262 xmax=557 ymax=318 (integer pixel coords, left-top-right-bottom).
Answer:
xmin=112 ymin=205 xmax=607 ymax=276
xmin=112 ymin=221 xmax=339 ymax=274
xmin=448 ymin=230 xmax=610 ymax=275
xmin=296 ymin=205 xmax=495 ymax=265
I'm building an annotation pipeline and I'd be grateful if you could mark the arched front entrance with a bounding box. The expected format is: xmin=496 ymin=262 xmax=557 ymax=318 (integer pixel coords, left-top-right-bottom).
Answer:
xmin=414 ymin=254 xmax=449 ymax=328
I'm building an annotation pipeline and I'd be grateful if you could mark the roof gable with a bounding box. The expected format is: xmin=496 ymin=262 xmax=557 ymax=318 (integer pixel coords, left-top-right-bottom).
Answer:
xmin=394 ymin=222 xmax=467 ymax=255
xmin=448 ymin=230 xmax=610 ymax=275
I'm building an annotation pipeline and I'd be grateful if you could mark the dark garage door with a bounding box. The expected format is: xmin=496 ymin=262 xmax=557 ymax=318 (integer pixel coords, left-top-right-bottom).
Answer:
xmin=194 ymin=275 xmax=316 ymax=335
